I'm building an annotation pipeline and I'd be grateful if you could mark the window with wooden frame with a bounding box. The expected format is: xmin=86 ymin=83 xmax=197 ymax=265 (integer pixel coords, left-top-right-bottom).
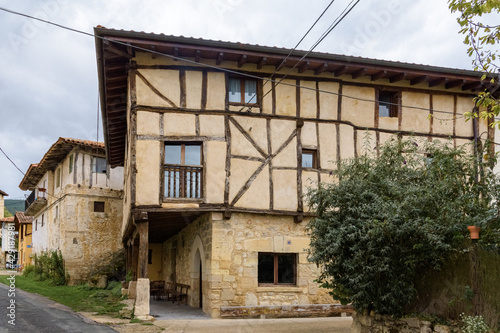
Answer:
xmin=302 ymin=149 xmax=318 ymax=169
xmin=164 ymin=143 xmax=203 ymax=199
xmin=228 ymin=76 xmax=258 ymax=105
xmin=258 ymin=253 xmax=297 ymax=286
xmin=378 ymin=91 xmax=399 ymax=118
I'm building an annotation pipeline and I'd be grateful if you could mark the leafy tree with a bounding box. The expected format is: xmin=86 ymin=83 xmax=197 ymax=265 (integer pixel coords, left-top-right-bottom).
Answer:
xmin=307 ymin=137 xmax=500 ymax=315
xmin=448 ymin=0 xmax=500 ymax=124
xmin=4 ymin=207 xmax=13 ymax=217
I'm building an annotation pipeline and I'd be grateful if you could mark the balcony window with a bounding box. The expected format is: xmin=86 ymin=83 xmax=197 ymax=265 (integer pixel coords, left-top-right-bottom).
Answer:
xmin=228 ymin=77 xmax=258 ymax=104
xmin=164 ymin=143 xmax=203 ymax=199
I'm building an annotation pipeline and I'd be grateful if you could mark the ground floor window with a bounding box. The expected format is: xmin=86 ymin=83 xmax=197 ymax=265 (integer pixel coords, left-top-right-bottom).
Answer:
xmin=258 ymin=253 xmax=296 ymax=286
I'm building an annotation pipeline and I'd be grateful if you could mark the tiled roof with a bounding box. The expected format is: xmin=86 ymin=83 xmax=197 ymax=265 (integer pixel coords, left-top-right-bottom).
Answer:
xmin=19 ymin=137 xmax=105 ymax=191
xmin=14 ymin=212 xmax=32 ymax=224
xmin=0 ymin=217 xmax=14 ymax=223
xmin=0 ymin=190 xmax=8 ymax=196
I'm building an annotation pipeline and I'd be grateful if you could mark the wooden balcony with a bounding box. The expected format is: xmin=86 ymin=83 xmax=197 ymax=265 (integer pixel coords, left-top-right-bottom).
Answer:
xmin=25 ymin=188 xmax=47 ymax=215
xmin=164 ymin=165 xmax=202 ymax=199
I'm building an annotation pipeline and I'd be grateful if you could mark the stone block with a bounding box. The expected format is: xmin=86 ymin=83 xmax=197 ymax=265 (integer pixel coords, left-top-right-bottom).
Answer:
xmin=128 ymin=281 xmax=137 ymax=299
xmin=402 ymin=317 xmax=420 ymax=328
xmin=134 ymin=278 xmax=152 ymax=320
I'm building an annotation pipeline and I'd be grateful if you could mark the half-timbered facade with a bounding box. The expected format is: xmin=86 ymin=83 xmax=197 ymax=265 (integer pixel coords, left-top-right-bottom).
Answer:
xmin=19 ymin=138 xmax=124 ymax=283
xmin=95 ymin=27 xmax=494 ymax=318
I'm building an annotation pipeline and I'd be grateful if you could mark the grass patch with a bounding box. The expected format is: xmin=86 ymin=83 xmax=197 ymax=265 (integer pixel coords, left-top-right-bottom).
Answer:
xmin=0 ymin=276 xmax=125 ymax=316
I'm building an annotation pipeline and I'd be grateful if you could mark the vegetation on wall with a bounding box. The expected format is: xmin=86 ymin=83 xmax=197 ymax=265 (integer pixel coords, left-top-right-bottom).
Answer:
xmin=307 ymin=137 xmax=500 ymax=316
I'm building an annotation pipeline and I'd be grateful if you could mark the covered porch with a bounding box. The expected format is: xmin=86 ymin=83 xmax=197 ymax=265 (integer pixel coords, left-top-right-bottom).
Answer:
xmin=123 ymin=208 xmax=213 ymax=319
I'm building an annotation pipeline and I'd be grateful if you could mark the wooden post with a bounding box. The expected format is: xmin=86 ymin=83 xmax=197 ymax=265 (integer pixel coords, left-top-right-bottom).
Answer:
xmin=137 ymin=221 xmax=149 ymax=279
xmin=132 ymin=241 xmax=139 ymax=281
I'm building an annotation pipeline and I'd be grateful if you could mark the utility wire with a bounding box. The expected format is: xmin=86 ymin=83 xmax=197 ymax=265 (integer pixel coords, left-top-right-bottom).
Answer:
xmin=0 ymin=6 xmax=494 ymax=120
xmin=0 ymin=147 xmax=25 ymax=175
xmin=257 ymin=0 xmax=361 ymax=106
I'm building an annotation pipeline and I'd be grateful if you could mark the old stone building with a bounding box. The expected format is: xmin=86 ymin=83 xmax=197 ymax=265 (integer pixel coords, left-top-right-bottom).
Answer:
xmin=19 ymin=137 xmax=124 ymax=283
xmin=94 ymin=27 xmax=493 ymax=318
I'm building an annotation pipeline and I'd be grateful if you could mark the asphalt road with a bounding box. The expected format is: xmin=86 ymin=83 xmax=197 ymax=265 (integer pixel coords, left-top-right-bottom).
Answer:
xmin=0 ymin=280 xmax=117 ymax=333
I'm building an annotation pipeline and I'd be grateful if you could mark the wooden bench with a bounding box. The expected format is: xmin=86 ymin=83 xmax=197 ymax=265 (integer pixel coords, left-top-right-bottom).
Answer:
xmin=150 ymin=280 xmax=165 ymax=300
xmin=169 ymin=283 xmax=190 ymax=306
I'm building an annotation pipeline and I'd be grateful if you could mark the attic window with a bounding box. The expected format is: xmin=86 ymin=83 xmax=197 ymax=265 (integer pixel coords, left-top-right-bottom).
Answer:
xmin=378 ymin=91 xmax=399 ymax=118
xmin=228 ymin=77 xmax=258 ymax=104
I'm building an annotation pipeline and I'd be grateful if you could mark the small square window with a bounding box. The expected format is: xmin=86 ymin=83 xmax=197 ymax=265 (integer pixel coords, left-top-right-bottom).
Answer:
xmin=302 ymin=149 xmax=318 ymax=169
xmin=94 ymin=201 xmax=105 ymax=213
xmin=258 ymin=253 xmax=296 ymax=286
xmin=378 ymin=91 xmax=399 ymax=118
xmin=228 ymin=77 xmax=258 ymax=104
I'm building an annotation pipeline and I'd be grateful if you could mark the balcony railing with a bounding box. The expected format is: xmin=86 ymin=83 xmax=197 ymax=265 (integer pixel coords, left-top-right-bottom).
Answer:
xmin=25 ymin=188 xmax=47 ymax=214
xmin=164 ymin=165 xmax=202 ymax=199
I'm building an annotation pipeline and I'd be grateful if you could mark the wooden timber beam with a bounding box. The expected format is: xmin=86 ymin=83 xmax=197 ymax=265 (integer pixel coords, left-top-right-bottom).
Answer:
xmin=257 ymin=57 xmax=267 ymax=69
xmin=276 ymin=59 xmax=287 ymax=71
xmin=298 ymin=61 xmax=310 ymax=73
xmin=195 ymin=50 xmax=201 ymax=62
xmin=334 ymin=66 xmax=350 ymax=77
xmin=351 ymin=68 xmax=366 ymax=79
xmin=314 ymin=63 xmax=328 ymax=75
xmin=389 ymin=73 xmax=407 ymax=83
xmin=445 ymin=79 xmax=466 ymax=89
xmin=410 ymin=75 xmax=428 ymax=85
xmin=371 ymin=70 xmax=387 ymax=81
xmin=428 ymin=77 xmax=448 ymax=87
xmin=173 ymin=47 xmax=179 ymax=60
xmin=104 ymin=41 xmax=133 ymax=59
xmin=216 ymin=52 xmax=224 ymax=65
xmin=238 ymin=54 xmax=248 ymax=68
xmin=462 ymin=81 xmax=483 ymax=91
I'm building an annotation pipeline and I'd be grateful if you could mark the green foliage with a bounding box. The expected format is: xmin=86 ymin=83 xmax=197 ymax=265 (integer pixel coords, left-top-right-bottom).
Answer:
xmin=3 ymin=207 xmax=13 ymax=217
xmin=448 ymin=0 xmax=500 ymax=126
xmin=460 ymin=313 xmax=490 ymax=333
xmin=4 ymin=199 xmax=25 ymax=215
xmin=307 ymin=137 xmax=500 ymax=316
xmin=26 ymin=250 xmax=69 ymax=285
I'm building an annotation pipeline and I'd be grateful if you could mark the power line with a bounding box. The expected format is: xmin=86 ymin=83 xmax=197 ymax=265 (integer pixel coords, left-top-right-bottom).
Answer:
xmin=242 ymin=0 xmax=336 ymax=109
xmin=258 ymin=0 xmax=361 ymax=105
xmin=0 ymin=147 xmax=25 ymax=175
xmin=0 ymin=6 xmax=492 ymax=120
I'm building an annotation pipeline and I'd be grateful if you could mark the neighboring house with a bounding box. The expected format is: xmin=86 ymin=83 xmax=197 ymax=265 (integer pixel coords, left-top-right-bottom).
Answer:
xmin=0 ymin=190 xmax=16 ymax=268
xmin=18 ymin=137 xmax=124 ymax=284
xmin=94 ymin=27 xmax=494 ymax=318
xmin=14 ymin=211 xmax=33 ymax=270
xmin=0 ymin=189 xmax=7 ymax=216
xmin=0 ymin=217 xmax=16 ymax=269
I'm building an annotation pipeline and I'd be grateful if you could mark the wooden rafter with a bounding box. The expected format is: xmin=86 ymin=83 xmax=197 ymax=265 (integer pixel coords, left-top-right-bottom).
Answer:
xmin=216 ymin=52 xmax=224 ymax=65
xmin=238 ymin=54 xmax=247 ymax=68
xmin=298 ymin=61 xmax=310 ymax=74
xmin=314 ymin=63 xmax=328 ymax=75
xmin=351 ymin=68 xmax=366 ymax=79
xmin=410 ymin=75 xmax=428 ymax=85
xmin=390 ymin=73 xmax=407 ymax=83
xmin=371 ymin=70 xmax=387 ymax=81
xmin=257 ymin=57 xmax=267 ymax=69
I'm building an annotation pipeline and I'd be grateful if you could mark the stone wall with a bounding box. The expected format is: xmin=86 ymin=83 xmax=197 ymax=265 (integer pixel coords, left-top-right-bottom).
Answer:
xmin=351 ymin=313 xmax=461 ymax=333
xmin=161 ymin=212 xmax=335 ymax=318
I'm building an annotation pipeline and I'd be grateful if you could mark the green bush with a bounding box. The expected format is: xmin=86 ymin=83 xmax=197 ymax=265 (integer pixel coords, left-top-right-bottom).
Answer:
xmin=29 ymin=250 xmax=68 ymax=285
xmin=307 ymin=137 xmax=500 ymax=316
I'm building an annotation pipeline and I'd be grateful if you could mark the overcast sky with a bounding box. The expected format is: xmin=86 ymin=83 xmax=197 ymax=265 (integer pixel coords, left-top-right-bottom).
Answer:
xmin=0 ymin=0 xmax=476 ymax=200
